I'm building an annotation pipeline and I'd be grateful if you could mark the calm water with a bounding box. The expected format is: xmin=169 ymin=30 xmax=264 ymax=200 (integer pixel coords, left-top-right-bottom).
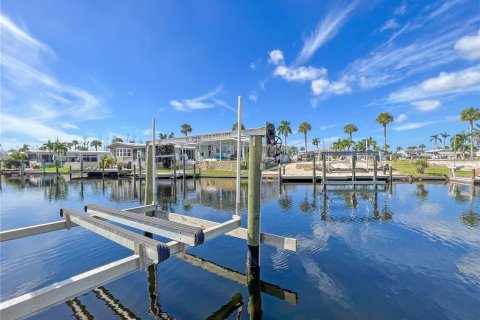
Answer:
xmin=1 ymin=176 xmax=479 ymax=320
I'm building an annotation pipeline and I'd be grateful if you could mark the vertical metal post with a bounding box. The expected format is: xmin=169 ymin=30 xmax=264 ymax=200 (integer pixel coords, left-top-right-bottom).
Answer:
xmin=247 ymin=135 xmax=262 ymax=269
xmin=236 ymin=96 xmax=242 ymax=216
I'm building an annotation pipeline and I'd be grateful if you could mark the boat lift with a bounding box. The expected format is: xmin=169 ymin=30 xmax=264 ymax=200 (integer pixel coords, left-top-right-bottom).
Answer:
xmin=0 ymin=97 xmax=295 ymax=320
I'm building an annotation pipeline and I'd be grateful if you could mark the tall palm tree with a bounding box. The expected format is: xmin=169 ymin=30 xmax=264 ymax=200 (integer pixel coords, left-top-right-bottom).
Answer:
xmin=231 ymin=122 xmax=245 ymax=131
xmin=312 ymin=138 xmax=320 ymax=151
xmin=375 ymin=112 xmax=394 ymax=153
xmin=180 ymin=123 xmax=192 ymax=136
xmin=90 ymin=140 xmax=102 ymax=151
xmin=343 ymin=124 xmax=358 ymax=140
xmin=43 ymin=140 xmax=55 ymax=162
xmin=298 ymin=122 xmax=311 ymax=154
xmin=430 ymin=134 xmax=442 ymax=149
xmin=277 ymin=120 xmax=292 ymax=148
xmin=440 ymin=132 xmax=449 ymax=148
xmin=71 ymin=140 xmax=79 ymax=150
xmin=473 ymin=124 xmax=480 ymax=148
xmin=460 ymin=107 xmax=480 ymax=158
xmin=419 ymin=144 xmax=426 ymax=150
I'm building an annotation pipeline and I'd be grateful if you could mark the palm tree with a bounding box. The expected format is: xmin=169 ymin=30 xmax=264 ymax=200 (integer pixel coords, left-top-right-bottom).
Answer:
xmin=419 ymin=144 xmax=426 ymax=150
xmin=180 ymin=123 xmax=192 ymax=136
xmin=231 ymin=122 xmax=245 ymax=131
xmin=277 ymin=120 xmax=292 ymax=148
xmin=312 ymin=138 xmax=320 ymax=151
xmin=430 ymin=134 xmax=442 ymax=149
xmin=298 ymin=122 xmax=311 ymax=154
xmin=343 ymin=124 xmax=358 ymax=140
xmin=440 ymin=132 xmax=449 ymax=148
xmin=451 ymin=132 xmax=469 ymax=159
xmin=71 ymin=140 xmax=79 ymax=150
xmin=43 ymin=140 xmax=55 ymax=162
xmin=365 ymin=137 xmax=377 ymax=150
xmin=90 ymin=140 xmax=102 ymax=151
xmin=375 ymin=112 xmax=394 ymax=153
xmin=473 ymin=124 xmax=480 ymax=147
xmin=460 ymin=107 xmax=480 ymax=158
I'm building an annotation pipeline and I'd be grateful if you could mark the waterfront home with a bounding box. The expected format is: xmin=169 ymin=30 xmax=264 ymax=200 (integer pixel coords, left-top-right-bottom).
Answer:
xmin=107 ymin=142 xmax=146 ymax=166
xmin=25 ymin=150 xmax=111 ymax=169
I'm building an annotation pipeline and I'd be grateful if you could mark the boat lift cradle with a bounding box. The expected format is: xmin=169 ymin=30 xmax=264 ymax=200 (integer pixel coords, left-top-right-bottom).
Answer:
xmin=0 ymin=202 xmax=296 ymax=320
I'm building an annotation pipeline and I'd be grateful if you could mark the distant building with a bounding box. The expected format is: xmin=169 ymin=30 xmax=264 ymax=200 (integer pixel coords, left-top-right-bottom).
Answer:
xmin=25 ymin=150 xmax=111 ymax=168
xmin=107 ymin=142 xmax=146 ymax=165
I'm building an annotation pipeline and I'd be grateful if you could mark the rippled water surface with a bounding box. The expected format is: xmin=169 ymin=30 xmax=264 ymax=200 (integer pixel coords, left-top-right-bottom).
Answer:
xmin=1 ymin=176 xmax=479 ymax=319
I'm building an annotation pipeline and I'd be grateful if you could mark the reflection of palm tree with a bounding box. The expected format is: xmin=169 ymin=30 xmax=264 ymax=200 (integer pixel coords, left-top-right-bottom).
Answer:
xmin=278 ymin=194 xmax=292 ymax=211
xmin=415 ymin=183 xmax=429 ymax=201
xmin=460 ymin=210 xmax=480 ymax=227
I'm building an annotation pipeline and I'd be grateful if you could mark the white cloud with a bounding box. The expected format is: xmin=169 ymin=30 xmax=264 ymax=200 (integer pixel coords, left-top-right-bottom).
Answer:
xmin=319 ymin=124 xmax=337 ymax=130
xmin=393 ymin=121 xmax=435 ymax=131
xmin=274 ymin=65 xmax=327 ymax=82
xmin=61 ymin=123 xmax=80 ymax=130
xmin=296 ymin=1 xmax=359 ymax=64
xmin=0 ymin=13 xmax=108 ymax=148
xmin=248 ymin=92 xmax=258 ymax=103
xmin=394 ymin=1 xmax=407 ymax=15
xmin=454 ymin=30 xmax=480 ymax=61
xmin=379 ymin=19 xmax=400 ymax=32
xmin=344 ymin=14 xmax=478 ymax=90
xmin=311 ymin=79 xmax=351 ymax=96
xmin=445 ymin=115 xmax=461 ymax=121
xmin=426 ymin=0 xmax=465 ymax=21
xmin=169 ymin=85 xmax=233 ymax=112
xmin=395 ymin=114 xmax=408 ymax=122
xmin=388 ymin=66 xmax=480 ymax=103
xmin=411 ymin=100 xmax=442 ymax=112
xmin=268 ymin=49 xmax=284 ymax=65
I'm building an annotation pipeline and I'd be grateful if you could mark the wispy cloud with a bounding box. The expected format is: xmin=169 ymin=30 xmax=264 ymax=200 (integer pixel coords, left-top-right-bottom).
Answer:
xmin=274 ymin=64 xmax=327 ymax=82
xmin=379 ymin=19 xmax=400 ymax=32
xmin=393 ymin=121 xmax=436 ymax=131
xmin=296 ymin=1 xmax=359 ymax=64
xmin=393 ymin=1 xmax=407 ymax=15
xmin=0 ymin=13 xmax=108 ymax=149
xmin=248 ymin=92 xmax=258 ymax=103
xmin=454 ymin=30 xmax=480 ymax=61
xmin=388 ymin=65 xmax=480 ymax=103
xmin=319 ymin=124 xmax=337 ymax=130
xmin=169 ymin=84 xmax=234 ymax=112
xmin=395 ymin=114 xmax=408 ymax=122
xmin=411 ymin=100 xmax=442 ymax=112
xmin=311 ymin=78 xmax=351 ymax=96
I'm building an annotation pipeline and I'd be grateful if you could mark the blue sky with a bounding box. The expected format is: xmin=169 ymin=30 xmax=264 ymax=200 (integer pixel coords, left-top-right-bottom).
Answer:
xmin=1 ymin=0 xmax=479 ymax=150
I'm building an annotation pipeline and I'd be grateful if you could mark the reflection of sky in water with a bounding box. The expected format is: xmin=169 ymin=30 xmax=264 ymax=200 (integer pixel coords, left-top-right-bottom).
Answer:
xmin=1 ymin=177 xmax=479 ymax=319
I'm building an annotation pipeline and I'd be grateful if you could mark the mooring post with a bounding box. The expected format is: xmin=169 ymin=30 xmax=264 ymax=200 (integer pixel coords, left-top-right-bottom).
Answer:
xmin=173 ymin=158 xmax=177 ymax=179
xmin=42 ymin=160 xmax=45 ymax=175
xmin=182 ymin=154 xmax=186 ymax=180
xmin=138 ymin=156 xmax=142 ymax=181
xmin=144 ymin=144 xmax=154 ymax=206
xmin=80 ymin=155 xmax=84 ymax=179
xmin=247 ymin=257 xmax=262 ymax=320
xmin=133 ymin=164 xmax=136 ymax=179
xmin=389 ymin=164 xmax=393 ymax=183
xmin=322 ymin=154 xmax=327 ymax=184
xmin=373 ymin=154 xmax=378 ymax=184
xmin=55 ymin=160 xmax=59 ymax=176
xmin=69 ymin=165 xmax=72 ymax=179
xmin=278 ymin=164 xmax=282 ymax=183
xmin=193 ymin=163 xmax=196 ymax=178
xmin=102 ymin=160 xmax=105 ymax=179
xmin=283 ymin=164 xmax=286 ymax=175
xmin=351 ymin=154 xmax=356 ymax=182
xmin=312 ymin=154 xmax=316 ymax=184
xmin=247 ymin=135 xmax=262 ymax=270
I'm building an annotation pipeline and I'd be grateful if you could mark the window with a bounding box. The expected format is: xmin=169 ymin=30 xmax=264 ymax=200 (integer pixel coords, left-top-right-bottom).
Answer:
xmin=82 ymin=155 xmax=98 ymax=162
xmin=115 ymin=148 xmax=132 ymax=157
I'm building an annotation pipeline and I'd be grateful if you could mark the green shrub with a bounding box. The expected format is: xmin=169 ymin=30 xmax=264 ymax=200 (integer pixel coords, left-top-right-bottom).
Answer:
xmin=99 ymin=157 xmax=114 ymax=169
xmin=414 ymin=158 xmax=428 ymax=174
xmin=117 ymin=161 xmax=125 ymax=169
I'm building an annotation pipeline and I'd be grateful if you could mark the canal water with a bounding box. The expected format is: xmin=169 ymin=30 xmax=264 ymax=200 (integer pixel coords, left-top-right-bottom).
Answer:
xmin=0 ymin=176 xmax=479 ymax=320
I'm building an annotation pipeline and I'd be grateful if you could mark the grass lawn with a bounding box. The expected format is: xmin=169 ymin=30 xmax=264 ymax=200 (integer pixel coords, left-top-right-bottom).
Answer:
xmin=200 ymin=169 xmax=247 ymax=176
xmin=392 ymin=160 xmax=471 ymax=177
xmin=28 ymin=167 xmax=70 ymax=173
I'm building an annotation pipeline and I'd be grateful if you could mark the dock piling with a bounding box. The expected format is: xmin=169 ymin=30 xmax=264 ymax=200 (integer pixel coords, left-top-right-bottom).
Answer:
xmin=247 ymin=135 xmax=262 ymax=269
xmin=69 ymin=166 xmax=72 ymax=179
xmin=312 ymin=155 xmax=316 ymax=185
xmin=373 ymin=155 xmax=378 ymax=183
xmin=80 ymin=155 xmax=84 ymax=179
xmin=144 ymin=145 xmax=154 ymax=206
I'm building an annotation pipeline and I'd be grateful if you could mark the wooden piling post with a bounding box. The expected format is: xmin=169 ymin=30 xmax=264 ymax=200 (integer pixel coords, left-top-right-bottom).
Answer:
xmin=283 ymin=165 xmax=286 ymax=175
xmin=42 ymin=161 xmax=45 ymax=175
xmin=247 ymin=135 xmax=262 ymax=269
xmin=278 ymin=164 xmax=282 ymax=183
xmin=351 ymin=155 xmax=355 ymax=182
xmin=137 ymin=156 xmax=142 ymax=181
xmin=373 ymin=154 xmax=378 ymax=183
xmin=173 ymin=158 xmax=177 ymax=179
xmin=102 ymin=160 xmax=105 ymax=179
xmin=312 ymin=155 xmax=316 ymax=184
xmin=193 ymin=163 xmax=196 ymax=178
xmin=322 ymin=154 xmax=327 ymax=183
xmin=69 ymin=166 xmax=72 ymax=179
xmin=182 ymin=154 xmax=186 ymax=179
xmin=389 ymin=164 xmax=393 ymax=183
xmin=80 ymin=155 xmax=84 ymax=179
xmin=133 ymin=164 xmax=136 ymax=179
xmin=20 ymin=160 xmax=25 ymax=176
xmin=144 ymin=145 xmax=153 ymax=205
